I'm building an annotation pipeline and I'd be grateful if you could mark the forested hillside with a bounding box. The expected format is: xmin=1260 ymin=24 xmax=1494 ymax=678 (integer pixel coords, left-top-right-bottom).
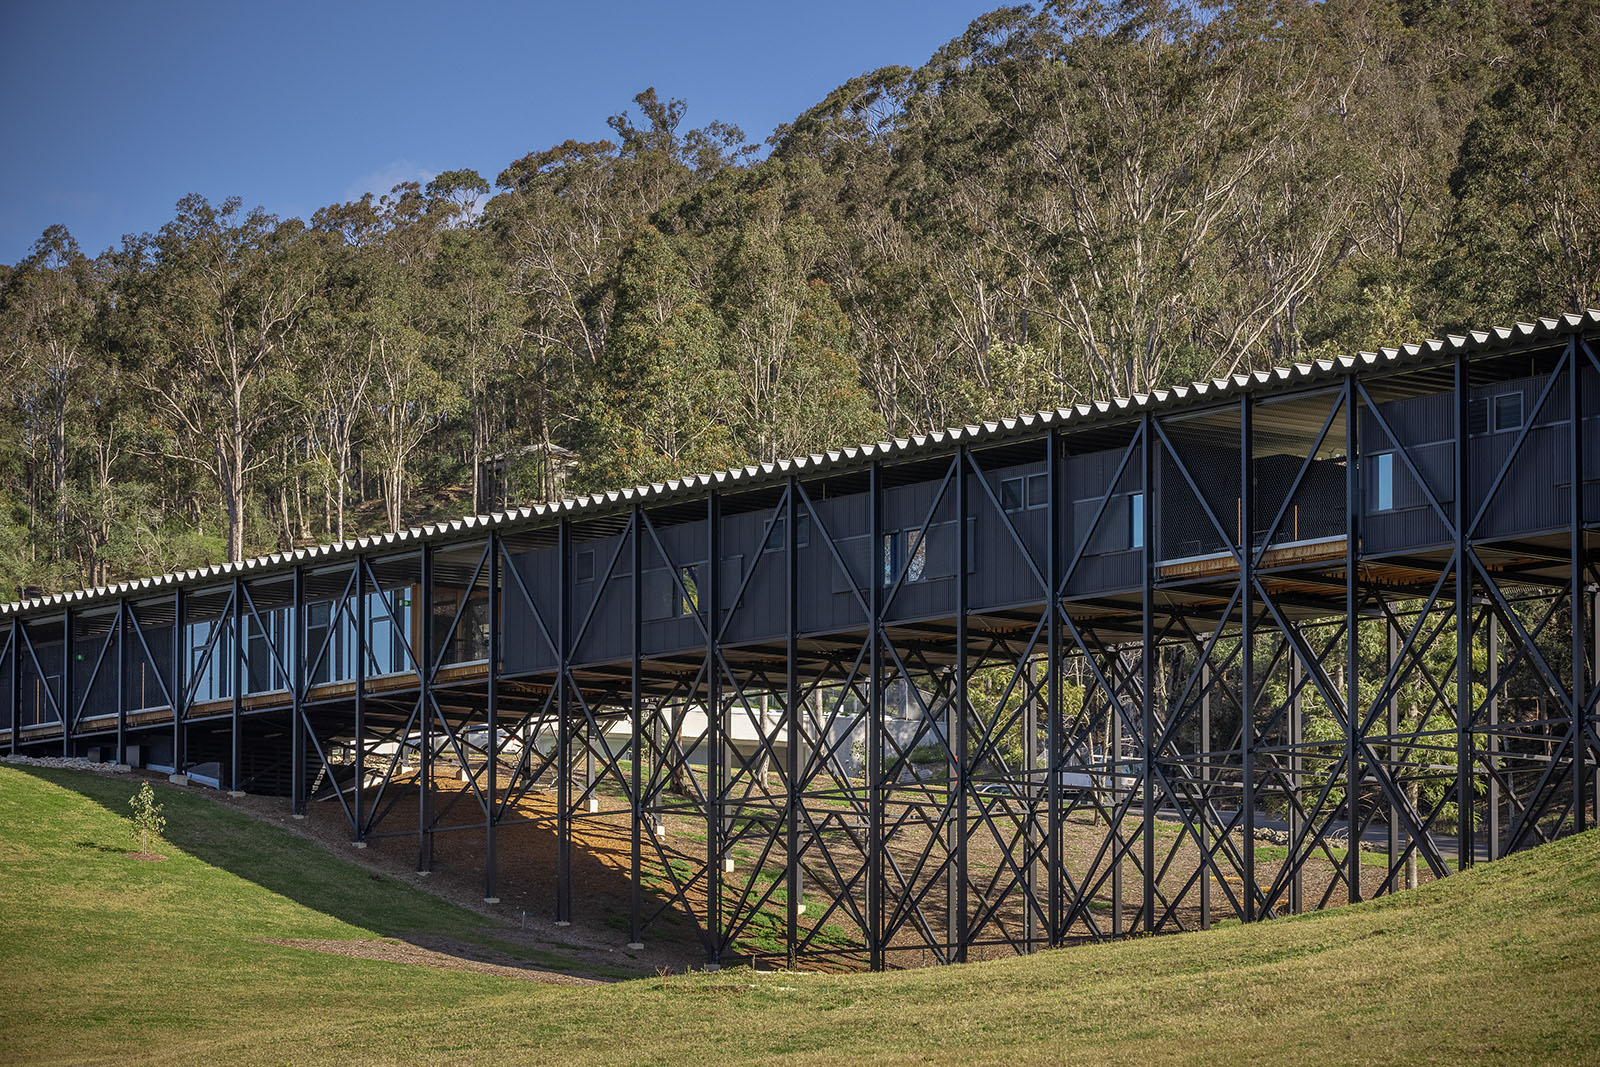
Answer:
xmin=2 ymin=0 xmax=1596 ymax=597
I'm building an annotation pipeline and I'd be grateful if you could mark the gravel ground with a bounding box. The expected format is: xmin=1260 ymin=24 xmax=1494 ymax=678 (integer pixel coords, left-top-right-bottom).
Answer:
xmin=1 ymin=754 xmax=130 ymax=774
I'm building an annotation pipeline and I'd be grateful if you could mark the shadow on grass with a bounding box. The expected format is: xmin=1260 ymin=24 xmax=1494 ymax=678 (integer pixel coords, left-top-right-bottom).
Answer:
xmin=8 ymin=764 xmax=694 ymax=981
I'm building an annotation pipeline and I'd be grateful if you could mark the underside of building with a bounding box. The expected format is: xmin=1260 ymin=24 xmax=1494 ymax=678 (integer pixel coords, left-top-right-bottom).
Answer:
xmin=5 ymin=311 xmax=1599 ymax=970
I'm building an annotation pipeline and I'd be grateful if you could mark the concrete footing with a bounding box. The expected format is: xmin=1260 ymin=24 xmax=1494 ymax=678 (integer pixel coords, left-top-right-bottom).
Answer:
xmin=483 ymin=897 xmax=500 ymax=905
xmin=167 ymin=774 xmax=187 ymax=786
xmin=626 ymin=942 xmax=645 ymax=951
xmin=226 ymin=791 xmax=245 ymax=798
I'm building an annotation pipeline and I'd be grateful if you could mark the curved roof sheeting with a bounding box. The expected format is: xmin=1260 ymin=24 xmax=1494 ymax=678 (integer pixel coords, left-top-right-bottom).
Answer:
xmin=6 ymin=309 xmax=1598 ymax=619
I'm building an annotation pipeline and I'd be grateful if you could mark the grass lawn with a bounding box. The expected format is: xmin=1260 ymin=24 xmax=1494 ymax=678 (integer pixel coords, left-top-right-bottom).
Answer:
xmin=1 ymin=763 xmax=1597 ymax=1066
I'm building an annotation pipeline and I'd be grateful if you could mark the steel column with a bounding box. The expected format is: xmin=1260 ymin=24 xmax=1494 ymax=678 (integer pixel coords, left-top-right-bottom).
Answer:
xmin=1488 ymin=612 xmax=1499 ymax=860
xmin=115 ymin=601 xmax=125 ymax=765
xmin=556 ymin=519 xmax=572 ymax=924
xmin=868 ymin=459 xmax=884 ymax=969
xmin=629 ymin=506 xmax=644 ymax=948
xmin=1571 ymin=339 xmax=1588 ymax=833
xmin=353 ymin=556 xmax=366 ymax=843
xmin=1140 ymin=416 xmax=1156 ymax=932
xmin=61 ymin=608 xmax=71 ymax=756
xmin=785 ymin=479 xmax=800 ymax=969
xmin=485 ymin=533 xmax=500 ymax=902
xmin=172 ymin=588 xmax=184 ymax=776
xmin=953 ymin=445 xmax=970 ymax=960
xmin=1200 ymin=662 xmax=1211 ymax=928
xmin=8 ymin=621 xmax=18 ymax=755
xmin=1346 ymin=378 xmax=1362 ymax=903
xmin=290 ymin=567 xmax=305 ymax=817
xmin=1240 ymin=394 xmax=1256 ymax=921
xmin=416 ymin=549 xmax=431 ymax=868
xmin=1289 ymin=655 xmax=1304 ymax=913
xmin=1046 ymin=430 xmax=1062 ymax=946
xmin=706 ymin=489 xmax=723 ymax=967
xmin=231 ymin=577 xmax=243 ymax=791
xmin=1454 ymin=354 xmax=1474 ymax=870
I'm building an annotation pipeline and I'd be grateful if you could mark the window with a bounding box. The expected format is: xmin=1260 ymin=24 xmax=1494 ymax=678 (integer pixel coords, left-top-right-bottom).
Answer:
xmin=574 ymin=549 xmax=595 ymax=583
xmin=1493 ymin=392 xmax=1524 ymax=433
xmin=1026 ymin=472 xmax=1049 ymax=510
xmin=906 ymin=533 xmax=927 ymax=582
xmin=1467 ymin=396 xmax=1489 ymax=436
xmin=676 ymin=565 xmax=701 ymax=617
xmin=187 ymin=619 xmax=231 ymax=703
xmin=1130 ymin=493 xmax=1145 ymax=550
xmin=306 ymin=602 xmax=332 ymax=685
xmin=764 ymin=513 xmax=810 ymax=552
xmin=882 ymin=531 xmax=928 ymax=585
xmin=1372 ymin=452 xmax=1394 ymax=511
xmin=1000 ymin=477 xmax=1025 ymax=512
xmin=246 ymin=610 xmax=289 ymax=694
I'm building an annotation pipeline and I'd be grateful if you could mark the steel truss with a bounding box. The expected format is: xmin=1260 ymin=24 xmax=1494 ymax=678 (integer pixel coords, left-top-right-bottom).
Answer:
xmin=4 ymin=331 xmax=1599 ymax=970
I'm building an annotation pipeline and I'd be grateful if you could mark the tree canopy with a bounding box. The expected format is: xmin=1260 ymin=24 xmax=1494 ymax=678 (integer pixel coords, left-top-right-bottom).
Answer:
xmin=2 ymin=0 xmax=1595 ymax=595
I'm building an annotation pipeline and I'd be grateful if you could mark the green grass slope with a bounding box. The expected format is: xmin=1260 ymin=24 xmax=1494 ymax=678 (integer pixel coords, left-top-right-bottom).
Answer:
xmin=2 ymin=765 xmax=1597 ymax=1067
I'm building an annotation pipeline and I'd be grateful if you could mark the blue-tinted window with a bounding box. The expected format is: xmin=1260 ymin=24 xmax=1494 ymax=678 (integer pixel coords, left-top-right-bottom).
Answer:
xmin=1130 ymin=493 xmax=1145 ymax=550
xmin=1373 ymin=452 xmax=1394 ymax=511
xmin=1000 ymin=477 xmax=1025 ymax=512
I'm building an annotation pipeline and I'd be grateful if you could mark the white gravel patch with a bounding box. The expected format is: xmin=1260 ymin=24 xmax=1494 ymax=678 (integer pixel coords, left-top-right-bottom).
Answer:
xmin=1 ymin=754 xmax=130 ymax=774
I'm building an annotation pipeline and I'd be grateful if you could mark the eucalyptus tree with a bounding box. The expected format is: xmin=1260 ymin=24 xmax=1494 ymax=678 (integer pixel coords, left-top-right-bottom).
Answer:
xmin=696 ymin=171 xmax=881 ymax=461
xmin=1443 ymin=0 xmax=1600 ymax=320
xmin=0 ymin=226 xmax=104 ymax=570
xmin=302 ymin=198 xmax=383 ymax=540
xmin=577 ymin=225 xmax=740 ymax=489
xmin=125 ymin=195 xmax=323 ymax=562
xmin=425 ymin=174 xmax=519 ymax=512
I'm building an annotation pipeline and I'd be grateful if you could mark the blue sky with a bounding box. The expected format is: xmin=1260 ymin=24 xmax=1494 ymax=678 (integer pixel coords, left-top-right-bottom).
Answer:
xmin=0 ymin=0 xmax=998 ymax=263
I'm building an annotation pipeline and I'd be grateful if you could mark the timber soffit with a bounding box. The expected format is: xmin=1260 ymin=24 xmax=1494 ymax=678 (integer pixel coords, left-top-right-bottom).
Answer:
xmin=6 ymin=309 xmax=1599 ymax=620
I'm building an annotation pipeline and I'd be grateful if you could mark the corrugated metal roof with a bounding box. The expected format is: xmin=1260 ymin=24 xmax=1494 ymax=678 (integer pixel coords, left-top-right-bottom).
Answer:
xmin=6 ymin=309 xmax=1598 ymax=619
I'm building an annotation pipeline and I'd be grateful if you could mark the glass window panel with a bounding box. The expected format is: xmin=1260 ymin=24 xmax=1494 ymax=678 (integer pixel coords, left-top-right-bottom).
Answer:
xmin=1467 ymin=396 xmax=1489 ymax=435
xmin=1026 ymin=473 xmax=1049 ymax=510
xmin=677 ymin=565 xmax=701 ymax=616
xmin=906 ymin=531 xmax=927 ymax=582
xmin=1494 ymin=392 xmax=1524 ymax=433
